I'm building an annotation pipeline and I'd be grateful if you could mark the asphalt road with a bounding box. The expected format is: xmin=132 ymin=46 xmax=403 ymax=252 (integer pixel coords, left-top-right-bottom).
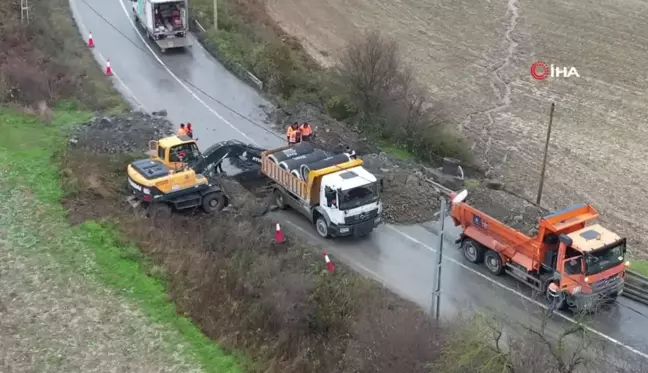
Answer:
xmin=70 ymin=0 xmax=648 ymax=361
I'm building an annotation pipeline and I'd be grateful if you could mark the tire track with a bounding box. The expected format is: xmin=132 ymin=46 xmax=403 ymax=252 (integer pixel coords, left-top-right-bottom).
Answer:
xmin=461 ymin=0 xmax=520 ymax=173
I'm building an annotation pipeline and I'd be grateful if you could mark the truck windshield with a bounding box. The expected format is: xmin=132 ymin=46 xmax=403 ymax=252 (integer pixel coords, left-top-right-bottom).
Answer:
xmin=338 ymin=183 xmax=378 ymax=210
xmin=584 ymin=242 xmax=625 ymax=275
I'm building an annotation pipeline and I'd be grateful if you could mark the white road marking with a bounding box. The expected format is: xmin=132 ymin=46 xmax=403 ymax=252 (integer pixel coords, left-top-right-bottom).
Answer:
xmin=115 ymin=0 xmax=258 ymax=145
xmin=385 ymin=224 xmax=648 ymax=359
xmin=69 ymin=0 xmax=143 ymax=108
xmin=72 ymin=0 xmax=648 ymax=360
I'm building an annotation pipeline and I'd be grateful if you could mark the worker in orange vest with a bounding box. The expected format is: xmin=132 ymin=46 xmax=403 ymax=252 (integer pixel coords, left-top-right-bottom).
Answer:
xmin=177 ymin=123 xmax=188 ymax=136
xmin=299 ymin=122 xmax=313 ymax=141
xmin=286 ymin=122 xmax=301 ymax=145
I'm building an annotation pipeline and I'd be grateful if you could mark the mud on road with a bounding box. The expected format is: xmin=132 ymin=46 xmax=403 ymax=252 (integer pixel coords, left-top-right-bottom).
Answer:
xmin=266 ymin=0 xmax=648 ymax=253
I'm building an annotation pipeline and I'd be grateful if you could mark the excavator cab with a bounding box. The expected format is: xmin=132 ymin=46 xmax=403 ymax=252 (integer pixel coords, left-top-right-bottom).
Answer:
xmin=147 ymin=135 xmax=200 ymax=170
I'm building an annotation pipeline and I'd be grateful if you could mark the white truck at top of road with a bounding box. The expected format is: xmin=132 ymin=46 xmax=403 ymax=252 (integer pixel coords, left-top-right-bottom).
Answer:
xmin=261 ymin=144 xmax=384 ymax=239
xmin=131 ymin=0 xmax=191 ymax=52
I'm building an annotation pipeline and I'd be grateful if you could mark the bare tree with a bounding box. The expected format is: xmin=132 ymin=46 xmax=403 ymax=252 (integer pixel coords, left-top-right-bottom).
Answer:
xmin=338 ymin=30 xmax=401 ymax=116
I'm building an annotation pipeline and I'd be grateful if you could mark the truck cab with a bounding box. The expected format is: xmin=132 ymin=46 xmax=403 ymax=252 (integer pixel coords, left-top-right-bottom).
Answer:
xmin=549 ymin=223 xmax=626 ymax=310
xmin=318 ymin=167 xmax=383 ymax=237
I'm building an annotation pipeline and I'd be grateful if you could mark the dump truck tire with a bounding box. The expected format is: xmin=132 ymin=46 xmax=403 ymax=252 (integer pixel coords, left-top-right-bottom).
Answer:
xmin=461 ymin=239 xmax=485 ymax=264
xmin=315 ymin=216 xmax=330 ymax=239
xmin=202 ymin=192 xmax=225 ymax=213
xmin=274 ymin=189 xmax=287 ymax=210
xmin=484 ymin=250 xmax=504 ymax=275
xmin=542 ymin=275 xmax=567 ymax=311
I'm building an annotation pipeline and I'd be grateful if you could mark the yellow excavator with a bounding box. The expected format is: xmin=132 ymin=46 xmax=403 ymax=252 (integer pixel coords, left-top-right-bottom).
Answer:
xmin=126 ymin=135 xmax=265 ymax=216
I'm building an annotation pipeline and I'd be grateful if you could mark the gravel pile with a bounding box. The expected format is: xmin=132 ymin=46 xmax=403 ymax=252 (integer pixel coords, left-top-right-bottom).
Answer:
xmin=465 ymin=187 xmax=545 ymax=236
xmin=69 ymin=111 xmax=173 ymax=154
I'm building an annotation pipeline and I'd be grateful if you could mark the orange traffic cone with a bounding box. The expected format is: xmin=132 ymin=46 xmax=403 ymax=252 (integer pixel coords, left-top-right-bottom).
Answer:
xmin=323 ymin=251 xmax=335 ymax=273
xmin=88 ymin=32 xmax=94 ymax=48
xmin=105 ymin=59 xmax=113 ymax=76
xmin=274 ymin=223 xmax=285 ymax=244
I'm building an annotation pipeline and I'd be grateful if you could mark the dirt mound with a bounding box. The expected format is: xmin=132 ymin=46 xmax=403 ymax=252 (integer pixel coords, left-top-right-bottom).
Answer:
xmin=466 ymin=186 xmax=545 ymax=236
xmin=70 ymin=112 xmax=173 ymax=154
xmin=362 ymin=153 xmax=442 ymax=224
xmin=272 ymin=102 xmax=378 ymax=155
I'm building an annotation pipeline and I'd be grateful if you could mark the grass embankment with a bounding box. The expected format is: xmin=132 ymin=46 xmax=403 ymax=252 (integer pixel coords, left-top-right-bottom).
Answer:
xmin=0 ymin=0 xmax=126 ymax=113
xmin=190 ymin=0 xmax=472 ymax=165
xmin=0 ymin=107 xmax=240 ymax=372
xmin=631 ymin=261 xmax=648 ymax=277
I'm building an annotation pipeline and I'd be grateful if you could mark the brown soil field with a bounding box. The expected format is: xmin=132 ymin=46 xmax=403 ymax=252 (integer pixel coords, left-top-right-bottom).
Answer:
xmin=265 ymin=0 xmax=648 ymax=253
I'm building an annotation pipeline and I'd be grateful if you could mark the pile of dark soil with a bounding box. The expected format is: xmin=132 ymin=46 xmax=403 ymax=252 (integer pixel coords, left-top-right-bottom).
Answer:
xmin=465 ymin=186 xmax=545 ymax=235
xmin=69 ymin=112 xmax=172 ymax=154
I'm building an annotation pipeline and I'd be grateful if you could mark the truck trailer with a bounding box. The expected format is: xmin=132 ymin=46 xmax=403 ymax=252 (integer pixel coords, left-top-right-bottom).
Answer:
xmin=131 ymin=0 xmax=191 ymax=52
xmin=261 ymin=145 xmax=383 ymax=238
xmin=449 ymin=190 xmax=626 ymax=312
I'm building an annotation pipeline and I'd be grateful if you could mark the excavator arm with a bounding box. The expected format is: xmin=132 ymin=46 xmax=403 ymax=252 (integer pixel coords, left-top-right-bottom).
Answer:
xmin=191 ymin=140 xmax=266 ymax=176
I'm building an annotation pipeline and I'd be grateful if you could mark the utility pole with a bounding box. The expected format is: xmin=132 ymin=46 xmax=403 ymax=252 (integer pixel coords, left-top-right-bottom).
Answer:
xmin=431 ymin=196 xmax=447 ymax=321
xmin=213 ymin=0 xmax=218 ymax=30
xmin=536 ymin=102 xmax=555 ymax=205
xmin=20 ymin=0 xmax=30 ymax=24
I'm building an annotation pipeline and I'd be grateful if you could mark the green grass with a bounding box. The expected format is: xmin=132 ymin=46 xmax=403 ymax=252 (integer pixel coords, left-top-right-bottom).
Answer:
xmin=631 ymin=260 xmax=648 ymax=277
xmin=0 ymin=107 xmax=241 ymax=373
xmin=380 ymin=143 xmax=413 ymax=160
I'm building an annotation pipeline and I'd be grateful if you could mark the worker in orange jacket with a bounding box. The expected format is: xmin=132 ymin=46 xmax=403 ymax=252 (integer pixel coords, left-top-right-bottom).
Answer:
xmin=177 ymin=123 xmax=188 ymax=136
xmin=299 ymin=122 xmax=313 ymax=141
xmin=286 ymin=122 xmax=301 ymax=145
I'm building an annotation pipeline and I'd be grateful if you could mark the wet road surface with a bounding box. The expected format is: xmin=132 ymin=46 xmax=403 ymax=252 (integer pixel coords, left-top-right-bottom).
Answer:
xmin=70 ymin=0 xmax=648 ymax=360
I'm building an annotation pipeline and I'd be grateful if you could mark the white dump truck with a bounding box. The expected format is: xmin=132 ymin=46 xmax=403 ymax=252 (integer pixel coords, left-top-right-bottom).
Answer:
xmin=131 ymin=0 xmax=191 ymax=52
xmin=261 ymin=143 xmax=384 ymax=238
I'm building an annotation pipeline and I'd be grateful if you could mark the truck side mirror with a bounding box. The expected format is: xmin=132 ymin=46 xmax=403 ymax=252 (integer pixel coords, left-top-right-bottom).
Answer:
xmin=325 ymin=187 xmax=335 ymax=207
xmin=379 ymin=179 xmax=384 ymax=193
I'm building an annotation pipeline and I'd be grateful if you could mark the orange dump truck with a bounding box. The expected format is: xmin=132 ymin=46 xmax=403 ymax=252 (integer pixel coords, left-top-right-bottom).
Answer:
xmin=450 ymin=193 xmax=627 ymax=312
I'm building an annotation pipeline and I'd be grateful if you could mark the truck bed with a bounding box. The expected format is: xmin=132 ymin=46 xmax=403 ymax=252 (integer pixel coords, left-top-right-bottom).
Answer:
xmin=451 ymin=201 xmax=543 ymax=268
xmin=261 ymin=153 xmax=310 ymax=202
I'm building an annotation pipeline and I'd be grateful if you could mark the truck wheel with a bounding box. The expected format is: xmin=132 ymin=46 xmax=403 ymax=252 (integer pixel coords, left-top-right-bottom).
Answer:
xmin=315 ymin=216 xmax=330 ymax=238
xmin=202 ymin=192 xmax=225 ymax=213
xmin=461 ymin=239 xmax=485 ymax=264
xmin=274 ymin=189 xmax=287 ymax=210
xmin=484 ymin=250 xmax=504 ymax=275
xmin=542 ymin=276 xmax=567 ymax=311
